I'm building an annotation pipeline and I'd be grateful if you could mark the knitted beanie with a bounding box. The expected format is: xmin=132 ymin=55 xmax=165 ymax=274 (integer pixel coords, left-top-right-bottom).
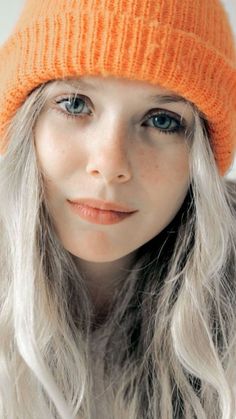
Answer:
xmin=0 ymin=0 xmax=235 ymax=175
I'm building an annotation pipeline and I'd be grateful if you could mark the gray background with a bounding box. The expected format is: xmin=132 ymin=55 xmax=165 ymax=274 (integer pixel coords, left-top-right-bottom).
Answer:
xmin=0 ymin=0 xmax=235 ymax=178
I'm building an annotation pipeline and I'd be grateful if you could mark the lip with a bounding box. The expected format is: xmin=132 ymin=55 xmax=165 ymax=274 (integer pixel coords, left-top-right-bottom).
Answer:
xmin=67 ymin=198 xmax=137 ymax=213
xmin=67 ymin=198 xmax=138 ymax=225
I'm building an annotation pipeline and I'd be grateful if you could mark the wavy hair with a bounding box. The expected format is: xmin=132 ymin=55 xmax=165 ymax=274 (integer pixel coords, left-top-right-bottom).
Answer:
xmin=0 ymin=79 xmax=235 ymax=419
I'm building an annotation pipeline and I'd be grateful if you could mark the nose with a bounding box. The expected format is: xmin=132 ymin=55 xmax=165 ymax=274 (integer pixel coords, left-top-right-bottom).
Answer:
xmin=85 ymin=122 xmax=132 ymax=184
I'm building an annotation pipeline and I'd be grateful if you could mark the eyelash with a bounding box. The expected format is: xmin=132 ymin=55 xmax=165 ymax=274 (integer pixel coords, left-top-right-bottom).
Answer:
xmin=54 ymin=95 xmax=186 ymax=135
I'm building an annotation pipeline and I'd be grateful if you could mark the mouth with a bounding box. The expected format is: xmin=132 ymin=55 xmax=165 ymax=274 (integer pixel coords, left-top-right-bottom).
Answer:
xmin=67 ymin=200 xmax=138 ymax=225
xmin=67 ymin=198 xmax=137 ymax=213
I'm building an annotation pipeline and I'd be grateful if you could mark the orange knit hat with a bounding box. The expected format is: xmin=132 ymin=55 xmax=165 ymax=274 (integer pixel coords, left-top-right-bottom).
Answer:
xmin=0 ymin=0 xmax=235 ymax=175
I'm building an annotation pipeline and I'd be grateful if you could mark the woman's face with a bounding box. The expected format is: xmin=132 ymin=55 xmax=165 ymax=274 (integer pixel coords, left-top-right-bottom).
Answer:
xmin=34 ymin=75 xmax=194 ymax=263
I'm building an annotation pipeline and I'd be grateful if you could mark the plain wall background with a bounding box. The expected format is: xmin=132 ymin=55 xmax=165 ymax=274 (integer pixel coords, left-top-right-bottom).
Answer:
xmin=0 ymin=0 xmax=236 ymax=178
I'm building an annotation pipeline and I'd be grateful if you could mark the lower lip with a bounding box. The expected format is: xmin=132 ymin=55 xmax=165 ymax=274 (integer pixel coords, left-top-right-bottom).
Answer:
xmin=67 ymin=202 xmax=136 ymax=225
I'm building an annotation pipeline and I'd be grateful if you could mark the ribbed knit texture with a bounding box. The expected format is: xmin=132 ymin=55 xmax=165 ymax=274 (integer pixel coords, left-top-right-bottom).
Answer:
xmin=0 ymin=0 xmax=235 ymax=174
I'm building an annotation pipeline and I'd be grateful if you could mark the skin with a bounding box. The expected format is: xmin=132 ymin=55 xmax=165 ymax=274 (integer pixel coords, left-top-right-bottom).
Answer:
xmin=34 ymin=75 xmax=194 ymax=313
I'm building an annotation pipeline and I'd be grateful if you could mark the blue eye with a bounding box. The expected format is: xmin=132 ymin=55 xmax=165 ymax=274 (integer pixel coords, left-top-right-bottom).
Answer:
xmin=55 ymin=95 xmax=91 ymax=118
xmin=54 ymin=95 xmax=186 ymax=136
xmin=143 ymin=111 xmax=185 ymax=135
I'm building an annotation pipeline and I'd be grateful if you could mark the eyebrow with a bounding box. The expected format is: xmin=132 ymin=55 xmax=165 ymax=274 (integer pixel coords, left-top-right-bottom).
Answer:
xmin=60 ymin=80 xmax=189 ymax=105
xmin=150 ymin=94 xmax=189 ymax=105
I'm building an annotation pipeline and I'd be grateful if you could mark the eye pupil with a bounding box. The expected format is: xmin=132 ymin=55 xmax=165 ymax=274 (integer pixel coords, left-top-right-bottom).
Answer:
xmin=154 ymin=115 xmax=171 ymax=129
xmin=66 ymin=97 xmax=84 ymax=114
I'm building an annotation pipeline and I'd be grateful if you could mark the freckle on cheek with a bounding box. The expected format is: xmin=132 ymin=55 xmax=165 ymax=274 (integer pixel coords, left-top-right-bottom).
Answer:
xmin=141 ymin=159 xmax=160 ymax=178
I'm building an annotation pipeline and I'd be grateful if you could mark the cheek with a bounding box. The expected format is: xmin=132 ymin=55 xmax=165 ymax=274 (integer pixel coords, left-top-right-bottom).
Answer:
xmin=131 ymin=144 xmax=190 ymax=239
xmin=34 ymin=116 xmax=85 ymax=180
xmin=135 ymin=142 xmax=190 ymax=186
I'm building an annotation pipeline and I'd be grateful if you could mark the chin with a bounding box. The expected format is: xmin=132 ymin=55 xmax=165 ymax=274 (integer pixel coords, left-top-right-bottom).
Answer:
xmin=67 ymin=247 xmax=129 ymax=263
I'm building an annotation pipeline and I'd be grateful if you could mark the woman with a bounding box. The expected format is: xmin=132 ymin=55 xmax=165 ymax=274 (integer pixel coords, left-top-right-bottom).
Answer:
xmin=0 ymin=0 xmax=235 ymax=418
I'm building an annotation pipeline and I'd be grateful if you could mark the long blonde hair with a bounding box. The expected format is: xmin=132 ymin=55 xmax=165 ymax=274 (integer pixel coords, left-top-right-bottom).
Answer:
xmin=0 ymin=80 xmax=236 ymax=419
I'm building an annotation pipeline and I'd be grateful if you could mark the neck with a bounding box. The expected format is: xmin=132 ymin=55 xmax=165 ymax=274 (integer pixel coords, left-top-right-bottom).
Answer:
xmin=76 ymin=252 xmax=137 ymax=325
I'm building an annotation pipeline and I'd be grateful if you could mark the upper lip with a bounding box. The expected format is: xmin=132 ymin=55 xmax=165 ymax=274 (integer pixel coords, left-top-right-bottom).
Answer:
xmin=68 ymin=198 xmax=137 ymax=213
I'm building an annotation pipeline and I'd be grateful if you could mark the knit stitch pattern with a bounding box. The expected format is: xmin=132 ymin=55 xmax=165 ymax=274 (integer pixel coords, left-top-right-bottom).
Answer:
xmin=0 ymin=0 xmax=235 ymax=174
